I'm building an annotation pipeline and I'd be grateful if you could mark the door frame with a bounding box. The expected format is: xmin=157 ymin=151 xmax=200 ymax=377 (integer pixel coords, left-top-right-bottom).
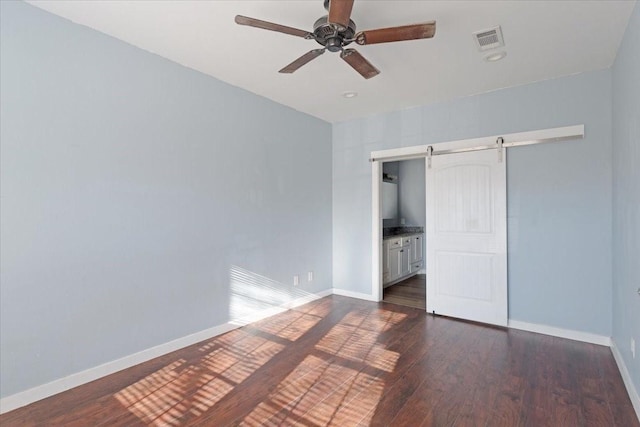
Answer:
xmin=370 ymin=125 xmax=584 ymax=302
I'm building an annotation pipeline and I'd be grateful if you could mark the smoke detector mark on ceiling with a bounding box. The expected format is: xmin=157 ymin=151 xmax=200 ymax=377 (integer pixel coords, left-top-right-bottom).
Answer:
xmin=473 ymin=26 xmax=505 ymax=51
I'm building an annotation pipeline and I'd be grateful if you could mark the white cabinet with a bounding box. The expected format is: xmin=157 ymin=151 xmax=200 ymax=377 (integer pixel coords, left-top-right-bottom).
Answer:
xmin=409 ymin=234 xmax=423 ymax=275
xmin=388 ymin=246 xmax=400 ymax=282
xmin=383 ymin=233 xmax=423 ymax=286
xmin=384 ymin=238 xmax=402 ymax=283
xmin=382 ymin=241 xmax=391 ymax=283
xmin=399 ymin=245 xmax=410 ymax=277
xmin=388 ymin=244 xmax=410 ymax=283
xmin=410 ymin=235 xmax=423 ymax=263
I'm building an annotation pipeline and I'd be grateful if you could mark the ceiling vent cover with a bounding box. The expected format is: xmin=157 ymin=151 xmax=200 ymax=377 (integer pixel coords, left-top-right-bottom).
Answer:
xmin=473 ymin=26 xmax=505 ymax=51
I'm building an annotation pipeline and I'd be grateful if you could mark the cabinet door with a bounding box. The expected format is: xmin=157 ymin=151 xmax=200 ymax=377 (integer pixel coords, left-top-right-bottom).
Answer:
xmin=382 ymin=242 xmax=390 ymax=283
xmin=388 ymin=247 xmax=401 ymax=282
xmin=411 ymin=235 xmax=423 ymax=263
xmin=400 ymin=247 xmax=410 ymax=277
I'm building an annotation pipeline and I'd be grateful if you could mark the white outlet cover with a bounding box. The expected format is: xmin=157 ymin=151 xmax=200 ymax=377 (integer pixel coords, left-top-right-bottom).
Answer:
xmin=308 ymin=271 xmax=313 ymax=282
xmin=293 ymin=275 xmax=299 ymax=286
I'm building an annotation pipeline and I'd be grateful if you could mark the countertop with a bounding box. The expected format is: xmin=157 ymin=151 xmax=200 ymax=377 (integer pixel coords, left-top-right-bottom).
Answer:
xmin=383 ymin=226 xmax=424 ymax=239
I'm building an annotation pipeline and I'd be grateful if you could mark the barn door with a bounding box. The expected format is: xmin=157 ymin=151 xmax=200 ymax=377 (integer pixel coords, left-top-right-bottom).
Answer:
xmin=425 ymin=149 xmax=507 ymax=326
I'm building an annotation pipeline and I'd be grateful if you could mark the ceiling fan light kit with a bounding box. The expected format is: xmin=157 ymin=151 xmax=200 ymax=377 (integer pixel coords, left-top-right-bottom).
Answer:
xmin=235 ymin=0 xmax=436 ymax=79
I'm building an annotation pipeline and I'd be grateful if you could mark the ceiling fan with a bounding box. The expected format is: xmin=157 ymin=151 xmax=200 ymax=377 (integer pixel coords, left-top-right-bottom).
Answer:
xmin=235 ymin=0 xmax=436 ymax=79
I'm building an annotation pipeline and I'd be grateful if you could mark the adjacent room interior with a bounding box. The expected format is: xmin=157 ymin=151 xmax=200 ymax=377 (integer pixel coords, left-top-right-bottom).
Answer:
xmin=1 ymin=0 xmax=639 ymax=425
xmin=381 ymin=159 xmax=426 ymax=310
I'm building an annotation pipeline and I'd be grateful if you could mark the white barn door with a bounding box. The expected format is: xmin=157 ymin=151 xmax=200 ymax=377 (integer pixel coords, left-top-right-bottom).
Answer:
xmin=425 ymin=149 xmax=507 ymax=327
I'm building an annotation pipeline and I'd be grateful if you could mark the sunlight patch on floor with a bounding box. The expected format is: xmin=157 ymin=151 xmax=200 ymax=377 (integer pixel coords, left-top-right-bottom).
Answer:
xmin=342 ymin=307 xmax=408 ymax=332
xmin=315 ymin=308 xmax=405 ymax=373
xmin=315 ymin=324 xmax=400 ymax=373
xmin=252 ymin=309 xmax=323 ymax=341
xmin=113 ymin=276 xmax=405 ymax=426
xmin=239 ymin=308 xmax=402 ymax=426
xmin=239 ymin=354 xmax=388 ymax=426
xmin=114 ymin=328 xmax=286 ymax=425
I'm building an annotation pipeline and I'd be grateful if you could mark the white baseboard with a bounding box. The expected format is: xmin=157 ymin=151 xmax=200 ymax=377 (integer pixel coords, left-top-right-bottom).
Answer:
xmin=0 ymin=288 xmax=332 ymax=415
xmin=611 ymin=340 xmax=640 ymax=420
xmin=332 ymin=288 xmax=378 ymax=302
xmin=507 ymin=320 xmax=611 ymax=347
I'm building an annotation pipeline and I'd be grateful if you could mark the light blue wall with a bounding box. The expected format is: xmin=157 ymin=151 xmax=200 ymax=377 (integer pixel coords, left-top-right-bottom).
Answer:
xmin=382 ymin=162 xmax=400 ymax=227
xmin=0 ymin=1 xmax=332 ymax=398
xmin=612 ymin=1 xmax=640 ymax=398
xmin=398 ymin=159 xmax=426 ymax=228
xmin=333 ymin=69 xmax=613 ymax=336
xmin=381 ymin=159 xmax=425 ymax=228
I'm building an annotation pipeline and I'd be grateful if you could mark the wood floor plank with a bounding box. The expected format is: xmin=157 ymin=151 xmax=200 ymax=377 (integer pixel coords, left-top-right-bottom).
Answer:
xmin=444 ymin=327 xmax=502 ymax=426
xmin=519 ymin=333 xmax=555 ymax=427
xmin=383 ymin=321 xmax=474 ymax=426
xmin=383 ymin=274 xmax=426 ymax=310
xmin=1 ymin=295 xmax=638 ymax=427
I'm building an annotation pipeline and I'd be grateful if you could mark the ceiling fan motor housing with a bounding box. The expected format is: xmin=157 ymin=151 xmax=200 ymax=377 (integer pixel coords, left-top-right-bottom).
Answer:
xmin=313 ymin=16 xmax=356 ymax=52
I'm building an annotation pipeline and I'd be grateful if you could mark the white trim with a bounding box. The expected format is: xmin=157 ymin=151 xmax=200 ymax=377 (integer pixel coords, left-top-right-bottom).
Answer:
xmin=0 ymin=288 xmax=333 ymax=415
xmin=371 ymin=160 xmax=383 ymax=302
xmin=611 ymin=339 xmax=640 ymax=420
xmin=508 ymin=320 xmax=611 ymax=347
xmin=332 ymin=288 xmax=378 ymax=302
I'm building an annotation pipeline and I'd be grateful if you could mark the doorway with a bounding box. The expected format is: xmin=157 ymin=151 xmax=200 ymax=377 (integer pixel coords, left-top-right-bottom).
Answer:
xmin=371 ymin=125 xmax=583 ymax=327
xmin=370 ymin=133 xmax=513 ymax=326
xmin=375 ymin=146 xmax=507 ymax=326
xmin=380 ymin=159 xmax=426 ymax=310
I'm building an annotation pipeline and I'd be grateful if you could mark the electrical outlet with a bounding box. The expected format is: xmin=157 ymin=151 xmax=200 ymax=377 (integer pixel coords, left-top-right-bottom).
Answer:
xmin=293 ymin=275 xmax=299 ymax=286
xmin=307 ymin=271 xmax=313 ymax=282
xmin=632 ymin=338 xmax=636 ymax=359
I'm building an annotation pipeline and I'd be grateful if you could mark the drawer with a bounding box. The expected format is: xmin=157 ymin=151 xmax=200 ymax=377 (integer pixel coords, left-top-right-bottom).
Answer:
xmin=402 ymin=237 xmax=411 ymax=246
xmin=386 ymin=237 xmax=403 ymax=248
xmin=410 ymin=261 xmax=422 ymax=273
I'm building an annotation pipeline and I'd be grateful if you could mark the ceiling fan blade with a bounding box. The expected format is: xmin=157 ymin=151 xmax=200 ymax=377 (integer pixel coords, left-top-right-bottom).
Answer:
xmin=279 ymin=49 xmax=326 ymax=74
xmin=328 ymin=0 xmax=355 ymax=30
xmin=341 ymin=49 xmax=380 ymax=79
xmin=235 ymin=15 xmax=312 ymax=39
xmin=355 ymin=21 xmax=436 ymax=45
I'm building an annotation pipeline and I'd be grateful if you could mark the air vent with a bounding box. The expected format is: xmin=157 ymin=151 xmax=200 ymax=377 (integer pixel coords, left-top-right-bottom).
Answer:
xmin=473 ymin=26 xmax=505 ymax=51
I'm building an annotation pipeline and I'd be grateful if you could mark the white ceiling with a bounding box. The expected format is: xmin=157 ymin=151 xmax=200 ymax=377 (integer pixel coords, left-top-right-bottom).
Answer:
xmin=27 ymin=0 xmax=636 ymax=123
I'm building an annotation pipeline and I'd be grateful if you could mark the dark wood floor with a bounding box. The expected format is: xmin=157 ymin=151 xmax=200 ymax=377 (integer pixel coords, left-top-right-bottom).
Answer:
xmin=383 ymin=274 xmax=426 ymax=310
xmin=1 ymin=295 xmax=638 ymax=426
